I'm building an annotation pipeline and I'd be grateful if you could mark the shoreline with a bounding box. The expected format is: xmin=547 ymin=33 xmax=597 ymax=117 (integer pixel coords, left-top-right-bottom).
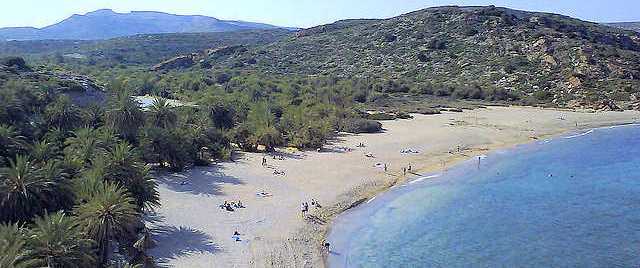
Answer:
xmin=315 ymin=120 xmax=640 ymax=268
xmin=148 ymin=106 xmax=640 ymax=267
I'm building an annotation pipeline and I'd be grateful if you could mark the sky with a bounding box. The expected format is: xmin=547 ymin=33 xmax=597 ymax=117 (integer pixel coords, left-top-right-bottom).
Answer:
xmin=2 ymin=0 xmax=639 ymax=29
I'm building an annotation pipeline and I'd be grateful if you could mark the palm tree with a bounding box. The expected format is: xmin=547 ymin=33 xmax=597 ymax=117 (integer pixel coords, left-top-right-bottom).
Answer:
xmin=28 ymin=211 xmax=95 ymax=268
xmin=0 ymin=223 xmax=37 ymax=268
xmin=75 ymin=182 xmax=138 ymax=266
xmin=0 ymin=155 xmax=57 ymax=223
xmin=148 ymin=98 xmax=177 ymax=129
xmin=64 ymin=128 xmax=100 ymax=166
xmin=30 ymin=139 xmax=61 ymax=164
xmin=104 ymin=142 xmax=159 ymax=210
xmin=44 ymin=96 xmax=83 ymax=131
xmin=105 ymin=96 xmax=145 ymax=143
xmin=0 ymin=124 xmax=26 ymax=161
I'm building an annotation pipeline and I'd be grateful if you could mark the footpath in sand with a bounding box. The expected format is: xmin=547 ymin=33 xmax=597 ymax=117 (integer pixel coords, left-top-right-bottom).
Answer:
xmin=148 ymin=106 xmax=640 ymax=267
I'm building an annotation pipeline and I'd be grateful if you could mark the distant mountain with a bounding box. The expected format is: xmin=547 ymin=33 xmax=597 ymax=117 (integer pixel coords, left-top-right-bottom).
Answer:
xmin=606 ymin=22 xmax=640 ymax=32
xmin=0 ymin=9 xmax=291 ymax=40
xmin=201 ymin=6 xmax=640 ymax=109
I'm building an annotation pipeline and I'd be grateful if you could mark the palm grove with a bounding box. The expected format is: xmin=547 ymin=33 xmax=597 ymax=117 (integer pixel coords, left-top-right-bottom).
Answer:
xmin=0 ymin=56 xmax=382 ymax=267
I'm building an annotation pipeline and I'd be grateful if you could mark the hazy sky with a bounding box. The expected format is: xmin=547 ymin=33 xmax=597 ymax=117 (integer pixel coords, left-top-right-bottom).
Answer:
xmin=3 ymin=0 xmax=639 ymax=28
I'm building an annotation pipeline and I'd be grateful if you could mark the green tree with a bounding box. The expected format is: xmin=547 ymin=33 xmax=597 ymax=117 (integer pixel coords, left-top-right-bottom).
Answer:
xmin=30 ymin=139 xmax=61 ymax=164
xmin=105 ymin=96 xmax=145 ymax=143
xmin=245 ymin=102 xmax=282 ymax=151
xmin=0 ymin=124 xmax=26 ymax=163
xmin=75 ymin=182 xmax=138 ymax=266
xmin=148 ymin=98 xmax=177 ymax=129
xmin=0 ymin=223 xmax=36 ymax=268
xmin=0 ymin=155 xmax=63 ymax=223
xmin=64 ymin=128 xmax=101 ymax=167
xmin=44 ymin=96 xmax=83 ymax=131
xmin=104 ymin=142 xmax=159 ymax=210
xmin=28 ymin=211 xmax=95 ymax=268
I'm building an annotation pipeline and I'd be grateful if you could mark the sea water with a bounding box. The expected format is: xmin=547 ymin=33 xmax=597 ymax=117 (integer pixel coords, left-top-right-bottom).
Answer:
xmin=328 ymin=125 xmax=640 ymax=268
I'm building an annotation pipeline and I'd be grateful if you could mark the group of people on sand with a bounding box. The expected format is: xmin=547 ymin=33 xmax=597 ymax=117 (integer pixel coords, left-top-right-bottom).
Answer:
xmin=301 ymin=199 xmax=322 ymax=217
xmin=220 ymin=200 xmax=245 ymax=212
xmin=402 ymin=164 xmax=413 ymax=176
xmin=262 ymin=155 xmax=286 ymax=176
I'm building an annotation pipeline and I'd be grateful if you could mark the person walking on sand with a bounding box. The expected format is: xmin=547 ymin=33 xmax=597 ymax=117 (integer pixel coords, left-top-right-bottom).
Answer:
xmin=301 ymin=202 xmax=308 ymax=217
xmin=408 ymin=164 xmax=412 ymax=172
xmin=403 ymin=167 xmax=407 ymax=176
xmin=262 ymin=156 xmax=267 ymax=166
xmin=384 ymin=163 xmax=388 ymax=172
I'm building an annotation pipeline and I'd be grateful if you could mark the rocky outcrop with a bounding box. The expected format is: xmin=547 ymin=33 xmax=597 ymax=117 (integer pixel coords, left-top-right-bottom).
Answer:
xmin=151 ymin=54 xmax=197 ymax=71
xmin=206 ymin=45 xmax=247 ymax=58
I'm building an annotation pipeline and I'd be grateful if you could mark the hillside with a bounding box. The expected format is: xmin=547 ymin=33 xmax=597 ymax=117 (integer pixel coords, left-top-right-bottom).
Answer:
xmin=0 ymin=9 xmax=289 ymax=41
xmin=0 ymin=29 xmax=291 ymax=65
xmin=202 ymin=6 xmax=640 ymax=109
xmin=606 ymin=22 xmax=640 ymax=33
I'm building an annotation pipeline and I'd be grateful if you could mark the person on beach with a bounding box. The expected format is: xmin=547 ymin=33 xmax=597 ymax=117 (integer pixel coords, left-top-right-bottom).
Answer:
xmin=311 ymin=199 xmax=322 ymax=209
xmin=384 ymin=163 xmax=388 ymax=172
xmin=262 ymin=156 xmax=267 ymax=166
xmin=408 ymin=164 xmax=412 ymax=172
xmin=301 ymin=202 xmax=308 ymax=217
xmin=232 ymin=231 xmax=241 ymax=241
xmin=403 ymin=167 xmax=407 ymax=176
xmin=324 ymin=242 xmax=331 ymax=253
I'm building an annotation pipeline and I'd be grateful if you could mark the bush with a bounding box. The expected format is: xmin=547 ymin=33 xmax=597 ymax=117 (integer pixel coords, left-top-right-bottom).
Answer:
xmin=396 ymin=112 xmax=413 ymax=119
xmin=417 ymin=108 xmax=441 ymax=115
xmin=343 ymin=119 xmax=382 ymax=133
xmin=366 ymin=113 xmax=396 ymax=120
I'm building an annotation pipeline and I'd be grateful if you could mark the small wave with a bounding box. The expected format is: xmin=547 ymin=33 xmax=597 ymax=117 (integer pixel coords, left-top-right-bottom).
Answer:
xmin=409 ymin=174 xmax=441 ymax=184
xmin=564 ymin=129 xmax=594 ymax=139
xmin=366 ymin=196 xmax=377 ymax=204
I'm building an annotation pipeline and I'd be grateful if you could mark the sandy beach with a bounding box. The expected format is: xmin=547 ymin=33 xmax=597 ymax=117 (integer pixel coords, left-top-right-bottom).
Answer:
xmin=147 ymin=106 xmax=640 ymax=268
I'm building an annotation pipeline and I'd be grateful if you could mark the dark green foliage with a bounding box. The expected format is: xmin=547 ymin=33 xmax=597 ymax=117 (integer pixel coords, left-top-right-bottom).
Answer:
xmin=105 ymin=95 xmax=145 ymax=143
xmin=28 ymin=212 xmax=95 ymax=267
xmin=44 ymin=96 xmax=83 ymax=130
xmin=343 ymin=119 xmax=382 ymax=133
xmin=0 ymin=155 xmax=73 ymax=223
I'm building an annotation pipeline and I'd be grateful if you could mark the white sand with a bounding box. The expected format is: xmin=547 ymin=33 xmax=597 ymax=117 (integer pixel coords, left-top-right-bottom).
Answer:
xmin=148 ymin=106 xmax=640 ymax=267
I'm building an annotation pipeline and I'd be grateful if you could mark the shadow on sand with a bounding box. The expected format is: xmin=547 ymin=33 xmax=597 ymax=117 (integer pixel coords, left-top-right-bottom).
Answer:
xmin=151 ymin=225 xmax=220 ymax=265
xmin=155 ymin=165 xmax=244 ymax=196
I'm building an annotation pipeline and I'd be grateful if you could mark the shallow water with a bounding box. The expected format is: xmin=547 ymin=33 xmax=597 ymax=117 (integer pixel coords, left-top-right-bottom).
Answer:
xmin=328 ymin=125 xmax=640 ymax=268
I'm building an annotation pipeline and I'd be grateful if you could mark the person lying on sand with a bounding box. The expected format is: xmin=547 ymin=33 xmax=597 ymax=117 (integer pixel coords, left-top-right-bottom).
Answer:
xmin=220 ymin=201 xmax=235 ymax=211
xmin=256 ymin=192 xmax=272 ymax=197
xmin=273 ymin=170 xmax=286 ymax=176
xmin=365 ymin=152 xmax=375 ymax=158
xmin=311 ymin=199 xmax=322 ymax=209
xmin=232 ymin=231 xmax=241 ymax=241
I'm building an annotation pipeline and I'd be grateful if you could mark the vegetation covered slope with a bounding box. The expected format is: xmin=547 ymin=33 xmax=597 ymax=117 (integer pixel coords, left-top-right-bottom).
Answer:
xmin=204 ymin=6 xmax=640 ymax=108
xmin=0 ymin=9 xmax=288 ymax=41
xmin=0 ymin=29 xmax=292 ymax=66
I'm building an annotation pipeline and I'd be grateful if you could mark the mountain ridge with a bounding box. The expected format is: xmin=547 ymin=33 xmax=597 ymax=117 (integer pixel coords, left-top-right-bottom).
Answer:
xmin=0 ymin=9 xmax=292 ymax=40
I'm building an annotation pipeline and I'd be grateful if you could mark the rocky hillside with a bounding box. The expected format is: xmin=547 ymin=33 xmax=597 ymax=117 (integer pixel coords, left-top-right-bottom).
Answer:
xmin=0 ymin=57 xmax=105 ymax=106
xmin=203 ymin=6 xmax=640 ymax=109
xmin=0 ymin=9 xmax=290 ymax=41
xmin=606 ymin=22 xmax=640 ymax=33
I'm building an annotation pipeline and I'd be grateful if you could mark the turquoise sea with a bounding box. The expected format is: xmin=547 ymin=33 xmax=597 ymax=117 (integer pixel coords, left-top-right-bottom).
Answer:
xmin=328 ymin=125 xmax=640 ymax=268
